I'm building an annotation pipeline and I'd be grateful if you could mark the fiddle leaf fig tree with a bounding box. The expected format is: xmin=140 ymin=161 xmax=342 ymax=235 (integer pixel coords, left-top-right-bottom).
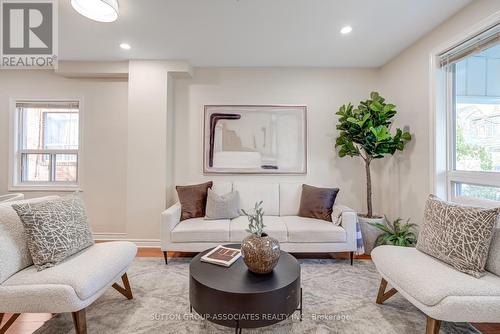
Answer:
xmin=335 ymin=92 xmax=411 ymax=218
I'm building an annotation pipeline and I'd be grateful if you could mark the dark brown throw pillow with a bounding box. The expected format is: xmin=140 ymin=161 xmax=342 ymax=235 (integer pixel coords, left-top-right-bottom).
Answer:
xmin=298 ymin=184 xmax=339 ymax=222
xmin=176 ymin=181 xmax=213 ymax=221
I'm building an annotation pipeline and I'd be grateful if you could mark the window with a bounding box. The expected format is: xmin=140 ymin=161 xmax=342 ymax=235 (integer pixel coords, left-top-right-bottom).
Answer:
xmin=11 ymin=100 xmax=81 ymax=190
xmin=438 ymin=24 xmax=500 ymax=203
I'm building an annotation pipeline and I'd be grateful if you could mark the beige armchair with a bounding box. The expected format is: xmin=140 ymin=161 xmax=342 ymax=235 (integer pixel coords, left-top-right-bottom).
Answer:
xmin=0 ymin=196 xmax=137 ymax=334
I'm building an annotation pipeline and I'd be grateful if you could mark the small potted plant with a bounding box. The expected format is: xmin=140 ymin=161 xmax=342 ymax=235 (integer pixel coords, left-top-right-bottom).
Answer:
xmin=335 ymin=92 xmax=411 ymax=254
xmin=372 ymin=217 xmax=417 ymax=247
xmin=241 ymin=201 xmax=280 ymax=274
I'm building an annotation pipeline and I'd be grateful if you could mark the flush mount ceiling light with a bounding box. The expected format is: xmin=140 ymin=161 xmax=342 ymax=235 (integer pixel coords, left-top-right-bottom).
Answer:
xmin=340 ymin=25 xmax=353 ymax=34
xmin=120 ymin=43 xmax=131 ymax=50
xmin=71 ymin=0 xmax=119 ymax=23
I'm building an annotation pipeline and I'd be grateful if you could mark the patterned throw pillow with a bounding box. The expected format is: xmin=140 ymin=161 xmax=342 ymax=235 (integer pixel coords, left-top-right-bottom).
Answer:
xmin=205 ymin=189 xmax=240 ymax=220
xmin=417 ymin=195 xmax=499 ymax=278
xmin=12 ymin=196 xmax=94 ymax=271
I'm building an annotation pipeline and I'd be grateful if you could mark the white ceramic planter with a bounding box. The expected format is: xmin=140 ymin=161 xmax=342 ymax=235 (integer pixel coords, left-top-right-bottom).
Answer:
xmin=358 ymin=215 xmax=385 ymax=255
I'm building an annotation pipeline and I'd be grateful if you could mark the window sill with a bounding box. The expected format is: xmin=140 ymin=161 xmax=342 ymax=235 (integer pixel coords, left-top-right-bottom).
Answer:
xmin=8 ymin=184 xmax=82 ymax=192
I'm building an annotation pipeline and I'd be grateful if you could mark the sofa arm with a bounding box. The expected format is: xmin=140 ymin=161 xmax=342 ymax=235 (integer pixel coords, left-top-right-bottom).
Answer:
xmin=334 ymin=204 xmax=357 ymax=251
xmin=160 ymin=202 xmax=181 ymax=250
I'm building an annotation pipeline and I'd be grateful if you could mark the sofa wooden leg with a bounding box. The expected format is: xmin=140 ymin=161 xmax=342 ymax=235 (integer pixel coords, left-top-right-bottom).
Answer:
xmin=349 ymin=251 xmax=354 ymax=265
xmin=163 ymin=251 xmax=168 ymax=265
xmin=376 ymin=278 xmax=398 ymax=304
xmin=0 ymin=313 xmax=20 ymax=334
xmin=72 ymin=309 xmax=87 ymax=334
xmin=425 ymin=316 xmax=441 ymax=334
xmin=112 ymin=273 xmax=133 ymax=300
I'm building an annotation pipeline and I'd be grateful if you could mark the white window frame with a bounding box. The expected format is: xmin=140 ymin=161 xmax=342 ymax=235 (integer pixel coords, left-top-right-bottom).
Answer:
xmin=8 ymin=98 xmax=84 ymax=192
xmin=429 ymin=13 xmax=500 ymax=205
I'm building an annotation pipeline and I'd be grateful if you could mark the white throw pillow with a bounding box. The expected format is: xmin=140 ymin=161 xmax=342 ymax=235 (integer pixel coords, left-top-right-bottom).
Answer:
xmin=205 ymin=189 xmax=240 ymax=220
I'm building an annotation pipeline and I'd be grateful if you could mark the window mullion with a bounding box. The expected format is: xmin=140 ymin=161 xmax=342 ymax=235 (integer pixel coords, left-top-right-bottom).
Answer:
xmin=445 ymin=64 xmax=455 ymax=200
xmin=20 ymin=153 xmax=25 ymax=183
xmin=449 ymin=170 xmax=500 ymax=188
xmin=50 ymin=154 xmax=56 ymax=182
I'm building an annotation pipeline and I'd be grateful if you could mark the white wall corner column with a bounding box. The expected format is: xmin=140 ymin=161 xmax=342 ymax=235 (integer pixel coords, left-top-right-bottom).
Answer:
xmin=127 ymin=60 xmax=192 ymax=240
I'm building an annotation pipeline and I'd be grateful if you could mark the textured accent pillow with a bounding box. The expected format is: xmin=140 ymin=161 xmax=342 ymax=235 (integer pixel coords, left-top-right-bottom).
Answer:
xmin=486 ymin=228 xmax=500 ymax=276
xmin=417 ymin=195 xmax=499 ymax=278
xmin=298 ymin=184 xmax=339 ymax=222
xmin=12 ymin=196 xmax=94 ymax=271
xmin=176 ymin=181 xmax=213 ymax=221
xmin=0 ymin=196 xmax=59 ymax=283
xmin=205 ymin=189 xmax=240 ymax=220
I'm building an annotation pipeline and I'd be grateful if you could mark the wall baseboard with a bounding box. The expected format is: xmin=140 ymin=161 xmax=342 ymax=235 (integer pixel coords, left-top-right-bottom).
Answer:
xmin=93 ymin=233 xmax=160 ymax=247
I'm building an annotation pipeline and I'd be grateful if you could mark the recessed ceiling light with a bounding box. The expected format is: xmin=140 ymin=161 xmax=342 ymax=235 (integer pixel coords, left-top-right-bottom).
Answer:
xmin=120 ymin=43 xmax=131 ymax=50
xmin=340 ymin=26 xmax=353 ymax=34
xmin=71 ymin=0 xmax=119 ymax=23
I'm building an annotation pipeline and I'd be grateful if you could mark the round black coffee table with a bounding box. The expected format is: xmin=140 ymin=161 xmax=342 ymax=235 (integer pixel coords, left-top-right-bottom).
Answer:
xmin=189 ymin=244 xmax=302 ymax=333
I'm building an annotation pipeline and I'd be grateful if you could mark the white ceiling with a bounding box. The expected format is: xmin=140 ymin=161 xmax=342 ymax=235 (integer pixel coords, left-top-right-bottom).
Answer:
xmin=59 ymin=0 xmax=472 ymax=67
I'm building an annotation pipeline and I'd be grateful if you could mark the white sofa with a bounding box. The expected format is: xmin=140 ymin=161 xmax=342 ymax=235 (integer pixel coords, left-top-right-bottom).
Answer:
xmin=161 ymin=182 xmax=358 ymax=264
xmin=372 ymin=245 xmax=500 ymax=333
xmin=0 ymin=196 xmax=137 ymax=334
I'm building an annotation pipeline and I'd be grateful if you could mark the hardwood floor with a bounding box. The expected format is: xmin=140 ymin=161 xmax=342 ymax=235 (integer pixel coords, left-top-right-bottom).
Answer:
xmin=2 ymin=248 xmax=498 ymax=334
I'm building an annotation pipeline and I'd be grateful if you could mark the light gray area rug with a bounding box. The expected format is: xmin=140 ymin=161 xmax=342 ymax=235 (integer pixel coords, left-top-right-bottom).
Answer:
xmin=34 ymin=258 xmax=479 ymax=334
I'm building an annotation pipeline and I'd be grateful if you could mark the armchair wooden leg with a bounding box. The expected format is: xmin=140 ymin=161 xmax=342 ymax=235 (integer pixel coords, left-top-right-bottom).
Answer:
xmin=349 ymin=251 xmax=354 ymax=266
xmin=425 ymin=316 xmax=441 ymax=334
xmin=72 ymin=309 xmax=87 ymax=334
xmin=0 ymin=313 xmax=20 ymax=334
xmin=163 ymin=251 xmax=168 ymax=265
xmin=112 ymin=273 xmax=133 ymax=300
xmin=376 ymin=278 xmax=398 ymax=304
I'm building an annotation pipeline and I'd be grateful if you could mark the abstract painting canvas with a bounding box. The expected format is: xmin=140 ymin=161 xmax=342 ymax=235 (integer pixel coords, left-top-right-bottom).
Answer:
xmin=203 ymin=105 xmax=307 ymax=174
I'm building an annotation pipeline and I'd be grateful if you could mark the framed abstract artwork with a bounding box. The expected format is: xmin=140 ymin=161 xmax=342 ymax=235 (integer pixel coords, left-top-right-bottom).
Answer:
xmin=203 ymin=105 xmax=307 ymax=174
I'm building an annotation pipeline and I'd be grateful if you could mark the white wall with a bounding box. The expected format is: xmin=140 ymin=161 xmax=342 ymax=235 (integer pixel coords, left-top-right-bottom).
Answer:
xmin=127 ymin=60 xmax=171 ymax=241
xmin=126 ymin=60 xmax=191 ymax=241
xmin=173 ymin=67 xmax=379 ymax=212
xmin=0 ymin=70 xmax=129 ymax=235
xmin=376 ymin=0 xmax=500 ymax=224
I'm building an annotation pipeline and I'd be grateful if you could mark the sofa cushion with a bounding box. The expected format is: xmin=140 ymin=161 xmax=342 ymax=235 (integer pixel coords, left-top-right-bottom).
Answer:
xmin=372 ymin=245 xmax=500 ymax=307
xmin=2 ymin=241 xmax=137 ymax=301
xmin=230 ymin=216 xmax=287 ymax=242
xmin=12 ymin=196 xmax=95 ymax=271
xmin=233 ymin=182 xmax=279 ymax=216
xmin=0 ymin=196 xmax=59 ymax=283
xmin=171 ymin=218 xmax=230 ymax=242
xmin=282 ymin=216 xmax=346 ymax=243
xmin=279 ymin=183 xmax=302 ymax=216
xmin=416 ymin=195 xmax=499 ymax=278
